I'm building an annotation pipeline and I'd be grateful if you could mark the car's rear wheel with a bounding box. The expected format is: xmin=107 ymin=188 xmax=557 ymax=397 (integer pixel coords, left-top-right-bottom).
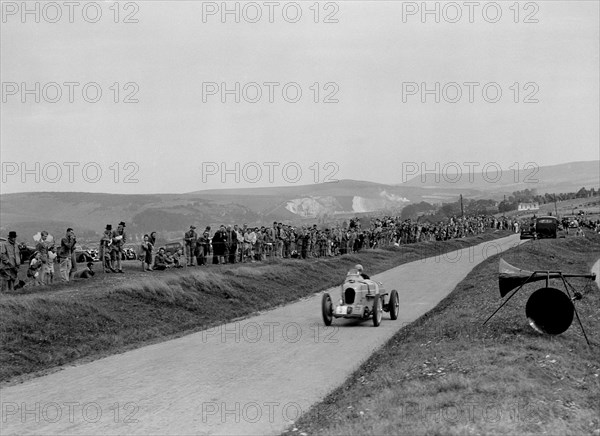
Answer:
xmin=389 ymin=290 xmax=399 ymax=320
xmin=322 ymin=293 xmax=333 ymax=326
xmin=372 ymin=295 xmax=382 ymax=327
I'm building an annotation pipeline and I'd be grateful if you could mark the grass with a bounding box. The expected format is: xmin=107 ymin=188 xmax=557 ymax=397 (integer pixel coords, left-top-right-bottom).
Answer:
xmin=0 ymin=231 xmax=512 ymax=385
xmin=288 ymin=233 xmax=600 ymax=436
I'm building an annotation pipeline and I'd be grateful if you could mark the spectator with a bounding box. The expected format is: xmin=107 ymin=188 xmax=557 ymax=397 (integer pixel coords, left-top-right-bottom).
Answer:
xmin=140 ymin=234 xmax=153 ymax=271
xmin=26 ymin=251 xmax=44 ymax=286
xmin=111 ymin=221 xmax=127 ymax=273
xmin=211 ymin=225 xmax=227 ymax=265
xmin=184 ymin=225 xmax=198 ymax=267
xmin=58 ymin=228 xmax=76 ymax=282
xmin=153 ymin=247 xmax=168 ymax=270
xmin=226 ymin=225 xmax=238 ymax=264
xmin=234 ymin=224 xmax=244 ymax=263
xmin=201 ymin=227 xmax=211 ymax=263
xmin=0 ymin=231 xmax=21 ymax=291
xmin=73 ymin=262 xmax=95 ymax=279
xmin=171 ymin=248 xmax=184 ymax=268
xmin=36 ymin=231 xmax=53 ymax=285
xmin=100 ymin=225 xmax=115 ymax=273
xmin=195 ymin=230 xmax=207 ymax=266
xmin=46 ymin=246 xmax=57 ymax=284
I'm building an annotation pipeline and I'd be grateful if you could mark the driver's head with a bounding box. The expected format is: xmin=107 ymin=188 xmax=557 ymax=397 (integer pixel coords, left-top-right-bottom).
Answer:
xmin=354 ymin=264 xmax=363 ymax=272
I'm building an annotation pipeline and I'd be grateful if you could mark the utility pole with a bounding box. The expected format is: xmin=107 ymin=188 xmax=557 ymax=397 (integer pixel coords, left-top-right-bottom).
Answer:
xmin=460 ymin=194 xmax=464 ymax=217
xmin=553 ymin=193 xmax=558 ymax=217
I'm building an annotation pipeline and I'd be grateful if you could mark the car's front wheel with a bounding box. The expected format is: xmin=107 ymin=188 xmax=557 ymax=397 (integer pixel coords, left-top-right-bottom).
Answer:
xmin=322 ymin=293 xmax=333 ymax=326
xmin=372 ymin=295 xmax=382 ymax=327
xmin=389 ymin=290 xmax=399 ymax=320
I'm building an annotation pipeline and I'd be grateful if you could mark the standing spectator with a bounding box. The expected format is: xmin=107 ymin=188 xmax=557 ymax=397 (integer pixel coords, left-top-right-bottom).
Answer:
xmin=140 ymin=234 xmax=153 ymax=271
xmin=184 ymin=225 xmax=198 ymax=266
xmin=100 ymin=225 xmax=115 ymax=273
xmin=255 ymin=227 xmax=264 ymax=261
xmin=212 ymin=225 xmax=227 ymax=264
xmin=111 ymin=221 xmax=127 ymax=273
xmin=149 ymin=231 xmax=158 ymax=266
xmin=227 ymin=225 xmax=238 ymax=264
xmin=149 ymin=231 xmax=157 ymax=246
xmin=35 ymin=231 xmax=53 ymax=285
xmin=195 ymin=230 xmax=206 ymax=266
xmin=201 ymin=227 xmax=211 ymax=263
xmin=58 ymin=228 xmax=76 ymax=282
xmin=46 ymin=246 xmax=57 ymax=283
xmin=243 ymin=227 xmax=256 ymax=262
xmin=274 ymin=222 xmax=283 ymax=258
xmin=234 ymin=224 xmax=244 ymax=263
xmin=0 ymin=231 xmax=21 ymax=291
xmin=26 ymin=251 xmax=44 ymax=286
xmin=281 ymin=224 xmax=290 ymax=258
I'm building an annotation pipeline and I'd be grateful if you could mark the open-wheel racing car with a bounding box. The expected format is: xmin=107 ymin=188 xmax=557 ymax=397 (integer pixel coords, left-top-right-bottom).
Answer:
xmin=321 ymin=268 xmax=400 ymax=327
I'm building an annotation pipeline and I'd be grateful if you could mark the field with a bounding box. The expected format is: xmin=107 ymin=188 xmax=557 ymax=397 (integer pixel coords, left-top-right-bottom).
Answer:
xmin=0 ymin=230 xmax=511 ymax=385
xmin=501 ymin=195 xmax=600 ymax=222
xmin=290 ymin=233 xmax=600 ymax=435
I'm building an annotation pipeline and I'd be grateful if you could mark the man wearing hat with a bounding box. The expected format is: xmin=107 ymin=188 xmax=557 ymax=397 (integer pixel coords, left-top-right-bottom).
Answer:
xmin=184 ymin=225 xmax=198 ymax=267
xmin=110 ymin=222 xmax=127 ymax=273
xmin=0 ymin=231 xmax=21 ymax=291
xmin=100 ymin=225 xmax=115 ymax=273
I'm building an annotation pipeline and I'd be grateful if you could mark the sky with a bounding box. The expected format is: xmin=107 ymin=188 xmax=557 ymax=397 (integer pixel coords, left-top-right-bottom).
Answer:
xmin=1 ymin=0 xmax=598 ymax=194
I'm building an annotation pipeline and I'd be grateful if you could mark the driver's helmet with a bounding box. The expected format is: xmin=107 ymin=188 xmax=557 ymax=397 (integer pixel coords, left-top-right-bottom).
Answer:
xmin=354 ymin=264 xmax=364 ymax=272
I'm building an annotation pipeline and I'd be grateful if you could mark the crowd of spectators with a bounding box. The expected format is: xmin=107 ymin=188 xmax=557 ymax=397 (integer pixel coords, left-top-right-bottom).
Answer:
xmin=3 ymin=213 xmax=598 ymax=291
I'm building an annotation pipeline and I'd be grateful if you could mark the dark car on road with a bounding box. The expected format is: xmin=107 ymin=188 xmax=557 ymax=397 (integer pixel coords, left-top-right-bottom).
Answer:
xmin=535 ymin=216 xmax=559 ymax=239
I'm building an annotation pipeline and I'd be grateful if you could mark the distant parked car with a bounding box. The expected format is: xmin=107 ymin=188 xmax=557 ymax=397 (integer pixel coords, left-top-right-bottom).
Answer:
xmin=520 ymin=227 xmax=536 ymax=240
xmin=122 ymin=244 xmax=138 ymax=260
xmin=17 ymin=242 xmax=37 ymax=261
xmin=74 ymin=244 xmax=95 ymax=263
xmin=86 ymin=245 xmax=100 ymax=262
xmin=164 ymin=241 xmax=183 ymax=255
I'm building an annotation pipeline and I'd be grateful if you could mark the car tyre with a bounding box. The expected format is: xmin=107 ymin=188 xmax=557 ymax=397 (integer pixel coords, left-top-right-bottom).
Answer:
xmin=372 ymin=295 xmax=382 ymax=327
xmin=389 ymin=290 xmax=399 ymax=320
xmin=322 ymin=293 xmax=333 ymax=326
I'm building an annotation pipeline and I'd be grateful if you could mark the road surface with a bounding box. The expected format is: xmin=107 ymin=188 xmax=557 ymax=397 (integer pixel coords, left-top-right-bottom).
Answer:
xmin=1 ymin=235 xmax=523 ymax=435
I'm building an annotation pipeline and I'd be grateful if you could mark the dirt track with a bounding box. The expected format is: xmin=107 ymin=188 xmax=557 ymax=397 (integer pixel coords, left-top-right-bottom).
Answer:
xmin=0 ymin=234 xmax=523 ymax=435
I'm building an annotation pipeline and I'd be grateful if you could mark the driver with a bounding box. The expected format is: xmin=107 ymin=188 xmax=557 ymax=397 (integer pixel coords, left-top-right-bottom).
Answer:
xmin=355 ymin=264 xmax=370 ymax=280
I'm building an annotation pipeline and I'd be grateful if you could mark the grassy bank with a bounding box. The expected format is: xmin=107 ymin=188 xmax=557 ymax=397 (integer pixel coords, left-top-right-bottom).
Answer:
xmin=289 ymin=233 xmax=600 ymax=435
xmin=0 ymin=231 xmax=511 ymax=384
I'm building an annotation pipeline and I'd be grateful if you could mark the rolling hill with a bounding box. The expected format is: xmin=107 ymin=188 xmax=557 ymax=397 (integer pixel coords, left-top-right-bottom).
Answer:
xmin=1 ymin=161 xmax=597 ymax=244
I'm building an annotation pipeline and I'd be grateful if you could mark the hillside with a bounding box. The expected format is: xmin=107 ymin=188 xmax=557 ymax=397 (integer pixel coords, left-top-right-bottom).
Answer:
xmin=2 ymin=161 xmax=597 ymax=243
xmin=402 ymin=160 xmax=599 ymax=195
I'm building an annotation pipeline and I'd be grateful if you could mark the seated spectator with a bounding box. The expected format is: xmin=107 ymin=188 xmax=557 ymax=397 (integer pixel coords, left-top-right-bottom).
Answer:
xmin=74 ymin=262 xmax=95 ymax=279
xmin=153 ymin=248 xmax=171 ymax=271
xmin=171 ymin=248 xmax=184 ymax=268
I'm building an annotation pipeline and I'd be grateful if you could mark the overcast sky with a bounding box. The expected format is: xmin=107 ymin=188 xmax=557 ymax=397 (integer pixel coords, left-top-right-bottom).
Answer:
xmin=1 ymin=1 xmax=598 ymax=194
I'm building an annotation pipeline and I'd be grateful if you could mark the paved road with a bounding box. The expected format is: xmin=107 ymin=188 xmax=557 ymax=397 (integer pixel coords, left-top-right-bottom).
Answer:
xmin=1 ymin=235 xmax=522 ymax=435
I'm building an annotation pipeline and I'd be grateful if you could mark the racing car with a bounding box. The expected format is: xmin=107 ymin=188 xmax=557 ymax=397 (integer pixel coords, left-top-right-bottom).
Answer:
xmin=321 ymin=268 xmax=399 ymax=327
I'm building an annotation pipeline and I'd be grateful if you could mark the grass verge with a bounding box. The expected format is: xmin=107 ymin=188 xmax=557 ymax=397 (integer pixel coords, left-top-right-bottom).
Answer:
xmin=288 ymin=233 xmax=600 ymax=436
xmin=0 ymin=231 xmax=511 ymax=385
